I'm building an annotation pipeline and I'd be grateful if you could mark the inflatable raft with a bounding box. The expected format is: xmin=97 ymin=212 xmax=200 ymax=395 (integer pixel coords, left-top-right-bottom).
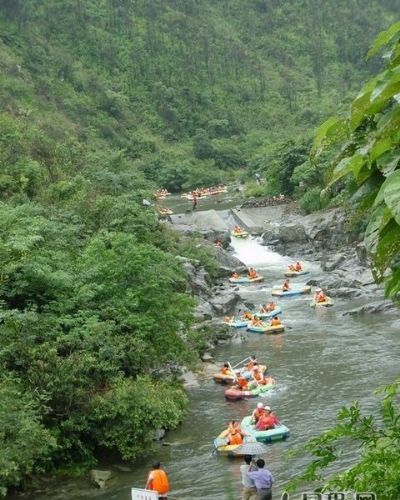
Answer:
xmin=213 ymin=434 xmax=256 ymax=457
xmin=240 ymin=416 xmax=290 ymax=443
xmin=247 ymin=323 xmax=285 ymax=334
xmin=223 ymin=317 xmax=251 ymax=328
xmin=231 ymin=230 xmax=249 ymax=238
xmin=224 ymin=381 xmax=275 ymax=401
xmin=284 ymin=269 xmax=309 ymax=277
xmin=272 ymin=285 xmax=311 ymax=297
xmin=310 ymin=297 xmax=334 ymax=307
xmin=229 ymin=275 xmax=264 ymax=284
xmin=255 ymin=306 xmax=282 ymax=319
xmin=213 ymin=364 xmax=267 ymax=384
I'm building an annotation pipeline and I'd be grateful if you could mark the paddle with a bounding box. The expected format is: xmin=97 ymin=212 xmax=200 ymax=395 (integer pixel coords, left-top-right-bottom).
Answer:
xmin=227 ymin=361 xmax=240 ymax=384
xmin=232 ymin=356 xmax=251 ymax=369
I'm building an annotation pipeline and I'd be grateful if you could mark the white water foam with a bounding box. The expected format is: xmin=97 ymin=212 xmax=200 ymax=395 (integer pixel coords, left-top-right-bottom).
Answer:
xmin=230 ymin=236 xmax=289 ymax=269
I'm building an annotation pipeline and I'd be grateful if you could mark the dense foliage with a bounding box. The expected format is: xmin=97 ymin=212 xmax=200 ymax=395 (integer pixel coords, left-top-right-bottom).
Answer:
xmin=312 ymin=22 xmax=400 ymax=298
xmin=288 ymin=380 xmax=400 ymax=500
xmin=0 ymin=0 xmax=397 ymax=194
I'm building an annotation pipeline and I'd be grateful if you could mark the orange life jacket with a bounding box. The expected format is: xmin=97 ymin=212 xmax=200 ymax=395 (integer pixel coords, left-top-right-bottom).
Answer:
xmin=317 ymin=293 xmax=327 ymax=303
xmin=149 ymin=469 xmax=169 ymax=494
xmin=228 ymin=432 xmax=243 ymax=445
xmin=271 ymin=318 xmax=281 ymax=326
xmin=237 ymin=377 xmax=248 ymax=389
xmin=253 ymin=371 xmax=262 ymax=382
xmin=221 ymin=367 xmax=229 ymax=375
xmin=254 ymin=408 xmax=266 ymax=421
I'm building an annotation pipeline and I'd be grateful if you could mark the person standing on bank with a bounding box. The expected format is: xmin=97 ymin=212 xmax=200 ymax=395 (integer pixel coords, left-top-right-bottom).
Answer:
xmin=248 ymin=458 xmax=274 ymax=500
xmin=145 ymin=462 xmax=170 ymax=500
xmin=240 ymin=455 xmax=257 ymax=499
xmin=192 ymin=193 xmax=198 ymax=210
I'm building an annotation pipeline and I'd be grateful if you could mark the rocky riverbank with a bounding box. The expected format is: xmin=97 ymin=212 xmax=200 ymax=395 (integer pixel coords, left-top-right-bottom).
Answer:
xmin=174 ymin=204 xmax=395 ymax=345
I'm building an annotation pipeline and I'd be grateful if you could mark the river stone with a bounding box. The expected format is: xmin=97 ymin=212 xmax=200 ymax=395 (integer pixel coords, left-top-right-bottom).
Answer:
xmin=90 ymin=470 xmax=113 ymax=489
xmin=278 ymin=223 xmax=308 ymax=243
xmin=153 ymin=428 xmax=166 ymax=441
xmin=209 ymin=291 xmax=240 ymax=315
xmin=343 ymin=301 xmax=396 ymax=316
xmin=322 ymin=254 xmax=346 ymax=272
xmin=194 ymin=300 xmax=213 ymax=320
xmin=201 ymin=352 xmax=214 ymax=362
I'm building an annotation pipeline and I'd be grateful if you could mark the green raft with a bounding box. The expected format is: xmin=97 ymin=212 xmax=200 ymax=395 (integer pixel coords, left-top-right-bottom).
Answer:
xmin=240 ymin=416 xmax=290 ymax=443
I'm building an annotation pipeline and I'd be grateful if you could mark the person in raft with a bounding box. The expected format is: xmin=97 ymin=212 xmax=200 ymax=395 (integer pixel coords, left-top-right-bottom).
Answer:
xmin=314 ymin=287 xmax=327 ymax=303
xmin=220 ymin=362 xmax=231 ymax=375
xmin=248 ymin=267 xmax=259 ymax=279
xmin=243 ymin=311 xmax=253 ymax=321
xmin=252 ymin=402 xmax=266 ymax=423
xmin=289 ymin=261 xmax=303 ymax=271
xmin=251 ymin=315 xmax=263 ymax=327
xmin=234 ymin=370 xmax=249 ymax=390
xmin=270 ymin=316 xmax=282 ymax=327
xmin=255 ymin=407 xmax=280 ymax=431
xmin=231 ymin=271 xmax=240 ymax=279
xmin=282 ymin=278 xmax=291 ymax=291
xmin=146 ymin=462 xmax=170 ymax=500
xmin=247 ymin=355 xmax=258 ymax=370
xmin=226 ymin=423 xmax=244 ymax=445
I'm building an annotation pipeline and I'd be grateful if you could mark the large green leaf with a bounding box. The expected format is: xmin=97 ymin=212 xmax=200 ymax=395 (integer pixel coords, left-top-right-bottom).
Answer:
xmin=372 ymin=219 xmax=400 ymax=281
xmin=369 ymin=137 xmax=392 ymax=163
xmin=327 ymin=154 xmax=365 ymax=186
xmin=311 ymin=117 xmax=348 ymax=160
xmin=364 ymin=203 xmax=393 ymax=257
xmin=383 ymin=169 xmax=400 ymax=224
xmin=385 ymin=267 xmax=400 ymax=297
xmin=376 ymin=150 xmax=400 ymax=176
xmin=367 ymin=22 xmax=400 ymax=59
xmin=350 ymin=77 xmax=380 ymax=129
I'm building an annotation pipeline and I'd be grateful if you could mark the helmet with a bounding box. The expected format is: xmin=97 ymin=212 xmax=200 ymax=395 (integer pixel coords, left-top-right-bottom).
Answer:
xmin=257 ymin=402 xmax=264 ymax=409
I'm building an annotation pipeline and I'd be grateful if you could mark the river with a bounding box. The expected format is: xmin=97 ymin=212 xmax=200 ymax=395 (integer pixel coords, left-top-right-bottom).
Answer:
xmin=14 ymin=202 xmax=400 ymax=500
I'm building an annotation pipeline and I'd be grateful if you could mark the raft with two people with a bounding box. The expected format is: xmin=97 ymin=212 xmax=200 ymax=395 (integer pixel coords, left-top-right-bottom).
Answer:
xmin=247 ymin=322 xmax=285 ymax=334
xmin=230 ymin=267 xmax=263 ymax=283
xmin=284 ymin=261 xmax=309 ymax=277
xmin=212 ymin=358 xmax=267 ymax=384
xmin=231 ymin=225 xmax=249 ymax=238
xmin=224 ymin=380 xmax=275 ymax=400
xmin=223 ymin=306 xmax=282 ymax=328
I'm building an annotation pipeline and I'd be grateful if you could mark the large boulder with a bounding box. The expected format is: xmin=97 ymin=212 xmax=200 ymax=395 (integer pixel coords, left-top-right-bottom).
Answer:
xmin=90 ymin=470 xmax=114 ymax=489
xmin=278 ymin=223 xmax=308 ymax=244
xmin=194 ymin=299 xmax=213 ymax=321
xmin=211 ymin=245 xmax=247 ymax=277
xmin=209 ymin=291 xmax=241 ymax=315
xmin=176 ymin=256 xmax=212 ymax=298
xmin=343 ymin=301 xmax=396 ymax=316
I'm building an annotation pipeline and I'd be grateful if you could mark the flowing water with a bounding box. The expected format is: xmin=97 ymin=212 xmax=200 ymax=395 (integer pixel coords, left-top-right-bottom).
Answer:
xmin=15 ymin=214 xmax=400 ymax=500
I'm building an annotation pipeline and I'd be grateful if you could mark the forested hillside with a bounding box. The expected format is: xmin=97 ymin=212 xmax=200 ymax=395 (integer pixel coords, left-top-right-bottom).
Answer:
xmin=0 ymin=1 xmax=398 ymax=496
xmin=0 ymin=0 xmax=397 ymax=195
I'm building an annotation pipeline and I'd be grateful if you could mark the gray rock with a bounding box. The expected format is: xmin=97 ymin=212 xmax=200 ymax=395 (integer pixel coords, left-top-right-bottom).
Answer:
xmin=194 ymin=300 xmax=213 ymax=320
xmin=90 ymin=470 xmax=113 ymax=489
xmin=201 ymin=352 xmax=214 ymax=362
xmin=153 ymin=428 xmax=166 ymax=441
xmin=278 ymin=223 xmax=308 ymax=243
xmin=322 ymin=254 xmax=346 ymax=272
xmin=343 ymin=301 xmax=396 ymax=316
xmin=329 ymin=287 xmax=363 ymax=298
xmin=209 ymin=291 xmax=241 ymax=315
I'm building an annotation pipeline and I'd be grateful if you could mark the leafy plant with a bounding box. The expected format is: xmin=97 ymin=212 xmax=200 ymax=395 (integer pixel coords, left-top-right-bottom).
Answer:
xmin=311 ymin=23 xmax=400 ymax=298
